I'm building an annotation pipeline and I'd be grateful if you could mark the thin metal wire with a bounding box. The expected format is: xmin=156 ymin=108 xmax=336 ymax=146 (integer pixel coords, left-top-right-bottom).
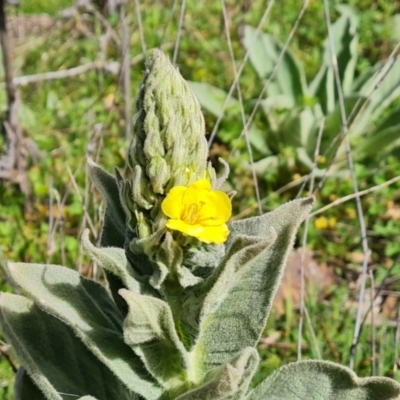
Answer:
xmin=220 ymin=0 xmax=262 ymax=214
xmin=172 ymin=0 xmax=186 ymax=65
xmin=369 ymin=270 xmax=377 ymax=376
xmin=313 ymin=41 xmax=400 ymax=195
xmin=207 ymin=0 xmax=275 ymax=147
xmin=236 ymin=0 xmax=310 ymax=144
xmin=119 ymin=3 xmax=131 ymax=140
xmin=298 ymin=117 xmax=324 ymax=361
xmin=322 ymin=0 xmax=371 ymax=370
xmin=394 ymin=300 xmax=400 ymax=375
xmin=134 ymin=0 xmax=147 ymax=58
xmin=158 ymin=0 xmax=178 ymax=47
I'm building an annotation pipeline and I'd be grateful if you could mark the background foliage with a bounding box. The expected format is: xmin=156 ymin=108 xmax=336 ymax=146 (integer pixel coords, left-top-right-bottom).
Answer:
xmin=1 ymin=0 xmax=400 ymax=399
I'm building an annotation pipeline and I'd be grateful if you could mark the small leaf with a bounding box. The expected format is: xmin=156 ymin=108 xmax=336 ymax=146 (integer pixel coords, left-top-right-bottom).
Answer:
xmin=87 ymin=158 xmax=126 ymax=248
xmin=120 ymin=289 xmax=188 ymax=393
xmin=6 ymin=262 xmax=162 ymax=400
xmin=351 ymin=60 xmax=382 ymax=93
xmin=156 ymin=232 xmax=202 ymax=289
xmin=0 ymin=293 xmax=134 ymax=400
xmin=176 ymin=347 xmax=258 ymax=400
xmin=81 ymin=229 xmax=142 ymax=294
xmin=247 ymin=360 xmax=400 ymax=400
xmin=88 ymin=159 xmax=128 ymax=311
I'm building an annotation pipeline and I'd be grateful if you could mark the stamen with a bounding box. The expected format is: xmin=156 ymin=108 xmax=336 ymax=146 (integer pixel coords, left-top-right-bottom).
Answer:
xmin=182 ymin=203 xmax=198 ymax=224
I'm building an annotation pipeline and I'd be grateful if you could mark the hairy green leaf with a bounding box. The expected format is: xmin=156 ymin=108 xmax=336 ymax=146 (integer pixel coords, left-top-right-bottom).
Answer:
xmin=87 ymin=159 xmax=128 ymax=311
xmin=6 ymin=262 xmax=162 ymax=400
xmin=0 ymin=293 xmax=133 ymax=400
xmin=15 ymin=368 xmax=46 ymax=400
xmin=247 ymin=360 xmax=400 ymax=400
xmin=120 ymin=288 xmax=188 ymax=393
xmin=191 ymin=197 xmax=314 ymax=372
xmin=178 ymin=348 xmax=258 ymax=400
xmin=87 ymin=158 xmax=126 ymax=248
xmin=81 ymin=229 xmax=141 ymax=294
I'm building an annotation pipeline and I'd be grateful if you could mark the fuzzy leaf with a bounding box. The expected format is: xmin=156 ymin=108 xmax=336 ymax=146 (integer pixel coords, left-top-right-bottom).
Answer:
xmin=0 ymin=293 xmax=133 ymax=400
xmin=6 ymin=262 xmax=162 ymax=400
xmin=192 ymin=197 xmax=314 ymax=371
xmin=156 ymin=232 xmax=202 ymax=289
xmin=87 ymin=158 xmax=126 ymax=248
xmin=120 ymin=289 xmax=188 ymax=392
xmin=14 ymin=368 xmax=46 ymax=400
xmin=177 ymin=347 xmax=258 ymax=400
xmin=81 ymin=229 xmax=141 ymax=294
xmin=87 ymin=159 xmax=128 ymax=311
xmin=247 ymin=360 xmax=400 ymax=400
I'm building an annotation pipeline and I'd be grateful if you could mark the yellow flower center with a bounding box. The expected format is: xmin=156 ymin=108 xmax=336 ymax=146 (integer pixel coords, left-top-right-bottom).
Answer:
xmin=181 ymin=202 xmax=205 ymax=224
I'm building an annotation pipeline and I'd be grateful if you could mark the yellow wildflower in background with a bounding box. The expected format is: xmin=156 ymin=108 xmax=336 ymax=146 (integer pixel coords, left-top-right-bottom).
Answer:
xmin=161 ymin=179 xmax=232 ymax=244
xmin=314 ymin=216 xmax=337 ymax=230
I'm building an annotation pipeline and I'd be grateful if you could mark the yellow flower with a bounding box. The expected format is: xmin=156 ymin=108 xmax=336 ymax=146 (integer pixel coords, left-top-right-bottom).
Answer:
xmin=161 ymin=179 xmax=232 ymax=244
xmin=314 ymin=216 xmax=337 ymax=230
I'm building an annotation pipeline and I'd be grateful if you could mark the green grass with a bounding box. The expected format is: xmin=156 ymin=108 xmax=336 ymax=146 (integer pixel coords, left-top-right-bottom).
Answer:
xmin=19 ymin=0 xmax=73 ymax=14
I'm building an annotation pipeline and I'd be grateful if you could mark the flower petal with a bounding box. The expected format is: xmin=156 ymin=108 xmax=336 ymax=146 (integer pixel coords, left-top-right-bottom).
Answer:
xmin=166 ymin=219 xmax=203 ymax=236
xmin=161 ymin=186 xmax=186 ymax=219
xmin=195 ymin=224 xmax=229 ymax=244
xmin=190 ymin=179 xmax=211 ymax=191
xmin=198 ymin=191 xmax=232 ymax=225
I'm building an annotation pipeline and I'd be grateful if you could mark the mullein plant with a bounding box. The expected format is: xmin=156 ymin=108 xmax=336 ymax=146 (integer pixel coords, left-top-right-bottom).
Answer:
xmin=1 ymin=50 xmax=400 ymax=400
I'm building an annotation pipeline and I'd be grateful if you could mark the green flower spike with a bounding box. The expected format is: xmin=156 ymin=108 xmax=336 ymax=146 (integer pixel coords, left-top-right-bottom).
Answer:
xmin=119 ymin=50 xmax=230 ymax=292
xmin=122 ymin=49 xmax=213 ymax=237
